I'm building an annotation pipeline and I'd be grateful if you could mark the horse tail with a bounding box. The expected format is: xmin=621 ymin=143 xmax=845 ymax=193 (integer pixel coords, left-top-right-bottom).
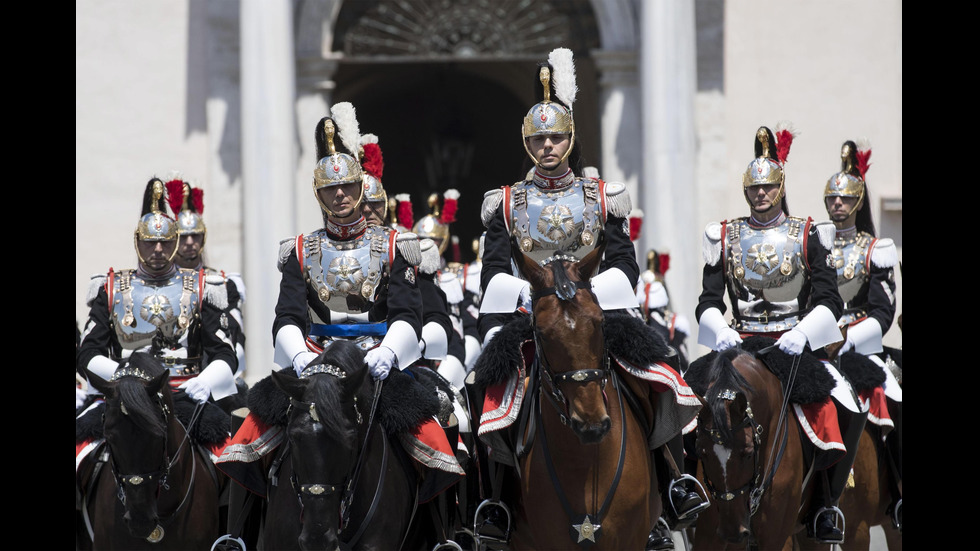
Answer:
xmin=705 ymin=349 xmax=752 ymax=442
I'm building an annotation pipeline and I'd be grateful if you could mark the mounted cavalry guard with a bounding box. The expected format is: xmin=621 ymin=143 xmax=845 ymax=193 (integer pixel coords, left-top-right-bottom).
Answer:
xmin=474 ymin=47 xmax=705 ymax=551
xmin=77 ymin=177 xmax=241 ymax=408
xmin=695 ymin=124 xmax=864 ymax=544
xmin=76 ymin=177 xmax=240 ymax=545
xmin=823 ymin=138 xmax=902 ymax=531
xmin=165 ymin=176 xmax=248 ymax=381
xmin=213 ymin=104 xmax=464 ymax=547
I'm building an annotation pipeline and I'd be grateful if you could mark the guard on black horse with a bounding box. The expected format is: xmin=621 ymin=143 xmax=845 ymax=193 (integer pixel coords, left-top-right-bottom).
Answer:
xmin=474 ymin=47 xmax=706 ymax=551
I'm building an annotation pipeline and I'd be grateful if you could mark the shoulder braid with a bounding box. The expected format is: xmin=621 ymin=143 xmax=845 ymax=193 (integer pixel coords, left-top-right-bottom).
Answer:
xmin=481 ymin=188 xmax=504 ymax=228
xmin=603 ymin=181 xmax=632 ymax=219
xmin=86 ymin=274 xmax=108 ymax=307
xmin=277 ymin=237 xmax=296 ymax=273
xmin=702 ymin=222 xmax=723 ymax=266
xmin=870 ymin=237 xmax=898 ymax=269
xmin=396 ymin=232 xmax=422 ymax=266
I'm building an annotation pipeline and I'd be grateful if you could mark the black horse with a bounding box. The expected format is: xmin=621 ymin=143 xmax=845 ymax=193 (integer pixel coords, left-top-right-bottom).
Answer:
xmin=262 ymin=341 xmax=425 ymax=550
xmin=82 ymin=352 xmax=222 ymax=550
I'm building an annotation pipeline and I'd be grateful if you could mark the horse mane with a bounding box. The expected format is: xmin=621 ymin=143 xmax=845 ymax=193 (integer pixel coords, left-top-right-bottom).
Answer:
xmin=704 ymin=349 xmax=753 ymax=443
xmin=309 ymin=340 xmax=367 ymax=440
xmin=114 ymin=352 xmax=168 ymax=437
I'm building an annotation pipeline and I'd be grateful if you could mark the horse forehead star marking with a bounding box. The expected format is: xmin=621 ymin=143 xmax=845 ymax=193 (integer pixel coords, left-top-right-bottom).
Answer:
xmin=714 ymin=442 xmax=731 ymax=488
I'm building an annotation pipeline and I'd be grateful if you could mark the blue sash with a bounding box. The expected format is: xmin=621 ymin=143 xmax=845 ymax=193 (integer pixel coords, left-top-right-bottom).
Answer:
xmin=309 ymin=322 xmax=388 ymax=337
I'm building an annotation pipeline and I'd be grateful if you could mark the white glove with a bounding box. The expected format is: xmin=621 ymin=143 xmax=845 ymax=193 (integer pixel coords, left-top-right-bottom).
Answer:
xmin=716 ymin=328 xmax=743 ymax=351
xmin=698 ymin=308 xmax=742 ymax=351
xmin=292 ymin=352 xmax=319 ymax=376
xmin=76 ymin=387 xmax=87 ymax=409
xmin=518 ymin=286 xmax=532 ymax=312
xmin=365 ymin=346 xmax=396 ymax=380
xmin=178 ymin=377 xmax=211 ymax=403
xmin=776 ymin=328 xmax=808 ymax=355
xmin=178 ymin=359 xmax=237 ymax=403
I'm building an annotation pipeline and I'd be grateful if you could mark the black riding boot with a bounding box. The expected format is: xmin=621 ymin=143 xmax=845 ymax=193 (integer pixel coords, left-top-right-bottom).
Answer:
xmin=646 ymin=517 xmax=674 ymax=551
xmin=807 ymin=400 xmax=868 ymax=544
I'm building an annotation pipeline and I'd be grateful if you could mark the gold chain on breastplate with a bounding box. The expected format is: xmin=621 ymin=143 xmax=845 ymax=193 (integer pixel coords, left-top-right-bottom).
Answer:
xmin=119 ymin=270 xmax=136 ymax=327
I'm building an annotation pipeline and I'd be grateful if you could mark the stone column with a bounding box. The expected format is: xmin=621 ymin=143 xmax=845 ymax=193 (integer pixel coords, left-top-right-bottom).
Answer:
xmin=241 ymin=0 xmax=297 ymax=384
xmin=592 ymin=49 xmax=642 ymax=206
xmin=639 ymin=1 xmax=701 ymax=337
xmin=294 ymin=56 xmax=339 ymax=234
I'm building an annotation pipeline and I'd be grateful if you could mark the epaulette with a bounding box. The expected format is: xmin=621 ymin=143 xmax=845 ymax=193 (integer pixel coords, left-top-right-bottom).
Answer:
xmin=702 ymin=222 xmax=723 ymax=266
xmin=419 ymin=238 xmax=441 ymax=275
xmin=869 ymin=237 xmax=898 ymax=269
xmin=203 ymin=274 xmax=230 ymax=310
xmin=481 ymin=188 xmax=504 ymax=228
xmin=86 ymin=273 xmax=107 ymax=307
xmin=277 ymin=237 xmax=296 ymax=273
xmin=395 ymin=232 xmax=422 ymax=266
xmin=603 ymin=181 xmax=632 ymax=219
xmin=813 ymin=220 xmax=836 ymax=251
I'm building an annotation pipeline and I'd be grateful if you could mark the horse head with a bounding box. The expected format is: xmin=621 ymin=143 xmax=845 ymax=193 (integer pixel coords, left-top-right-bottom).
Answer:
xmin=88 ymin=352 xmax=174 ymax=541
xmin=695 ymin=349 xmax=770 ymax=545
xmin=272 ymin=340 xmax=367 ymax=551
xmin=513 ymin=239 xmax=611 ymax=444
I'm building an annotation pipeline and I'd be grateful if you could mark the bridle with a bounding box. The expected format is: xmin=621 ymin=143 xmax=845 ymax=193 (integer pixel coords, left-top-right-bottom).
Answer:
xmin=104 ymin=382 xmax=201 ymax=543
xmin=285 ymin=364 xmax=385 ymax=548
xmin=699 ymin=349 xmax=799 ymax=519
xmin=531 ymin=278 xmax=611 ymax=425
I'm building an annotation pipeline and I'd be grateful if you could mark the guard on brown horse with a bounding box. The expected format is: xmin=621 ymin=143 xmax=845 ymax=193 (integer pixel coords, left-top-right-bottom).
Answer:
xmin=823 ymin=138 xmax=902 ymax=531
xmin=696 ymin=124 xmax=867 ymax=544
xmin=476 ymin=47 xmax=705 ymax=551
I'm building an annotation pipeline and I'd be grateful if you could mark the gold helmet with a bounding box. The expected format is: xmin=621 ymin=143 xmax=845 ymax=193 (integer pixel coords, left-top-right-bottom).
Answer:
xmin=165 ymin=176 xmax=206 ymax=243
xmin=313 ymin=102 xmax=364 ymax=217
xmin=360 ymin=133 xmax=386 ymax=218
xmin=742 ymin=123 xmax=796 ymax=208
xmin=412 ymin=189 xmax=459 ymax=255
xmin=134 ymin=178 xmax=178 ymax=262
xmin=522 ymin=48 xmax=577 ymax=168
xmin=824 ymin=139 xmax=871 ymax=218
xmin=388 ymin=193 xmax=414 ymax=233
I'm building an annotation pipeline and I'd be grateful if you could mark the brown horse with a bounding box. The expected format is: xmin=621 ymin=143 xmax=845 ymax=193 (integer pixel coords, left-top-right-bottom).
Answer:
xmin=506 ymin=244 xmax=658 ymax=550
xmin=692 ymin=348 xmax=809 ymax=551
xmin=84 ymin=352 xmax=221 ymax=550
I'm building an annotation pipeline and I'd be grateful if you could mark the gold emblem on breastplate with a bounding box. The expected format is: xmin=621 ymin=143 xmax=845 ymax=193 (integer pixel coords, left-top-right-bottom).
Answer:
xmin=780 ymin=259 xmax=793 ymax=276
xmin=581 ymin=230 xmax=594 ymax=247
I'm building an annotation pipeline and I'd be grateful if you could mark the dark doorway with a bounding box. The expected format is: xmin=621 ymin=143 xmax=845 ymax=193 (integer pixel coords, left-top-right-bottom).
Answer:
xmin=333 ymin=59 xmax=598 ymax=264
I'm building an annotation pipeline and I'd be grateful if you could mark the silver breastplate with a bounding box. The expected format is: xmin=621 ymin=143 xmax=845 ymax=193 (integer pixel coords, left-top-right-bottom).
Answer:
xmin=832 ymin=232 xmax=872 ymax=324
xmin=302 ymin=226 xmax=390 ymax=321
xmin=725 ymin=217 xmax=810 ymax=332
xmin=509 ymin=178 xmax=604 ymax=265
xmin=110 ymin=269 xmax=200 ymax=350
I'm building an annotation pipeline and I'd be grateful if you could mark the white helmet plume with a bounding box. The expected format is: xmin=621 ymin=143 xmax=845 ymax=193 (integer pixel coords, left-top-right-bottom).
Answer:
xmin=548 ymin=47 xmax=577 ymax=109
xmin=328 ymin=102 xmax=361 ymax=158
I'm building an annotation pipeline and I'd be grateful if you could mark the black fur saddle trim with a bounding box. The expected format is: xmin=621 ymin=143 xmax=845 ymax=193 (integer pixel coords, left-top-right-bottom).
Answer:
xmin=838 ymin=351 xmax=887 ymax=392
xmin=473 ymin=311 xmax=673 ymax=389
xmin=473 ymin=315 xmax=532 ymax=389
xmin=74 ymin=394 xmax=231 ymax=447
xmin=686 ymin=336 xmax=834 ymax=404
xmin=245 ymin=367 xmax=442 ymax=438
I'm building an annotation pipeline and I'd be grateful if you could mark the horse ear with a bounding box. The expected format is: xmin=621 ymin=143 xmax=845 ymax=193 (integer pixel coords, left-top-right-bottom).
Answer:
xmin=272 ymin=368 xmax=308 ymax=401
xmin=573 ymin=236 xmax=606 ymax=282
xmin=148 ymin=370 xmax=169 ymax=395
xmin=511 ymin=238 xmax=548 ymax=291
xmin=86 ymin=369 xmax=113 ymax=397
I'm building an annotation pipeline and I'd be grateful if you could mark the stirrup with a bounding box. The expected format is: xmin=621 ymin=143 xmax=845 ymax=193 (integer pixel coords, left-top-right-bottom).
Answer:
xmin=210 ymin=534 xmax=247 ymax=551
xmin=431 ymin=540 xmax=464 ymax=551
xmin=669 ymin=474 xmax=710 ymax=520
xmin=473 ymin=499 xmax=511 ymax=550
xmin=645 ymin=517 xmax=674 ymax=551
xmin=889 ymin=498 xmax=902 ymax=532
xmin=809 ymin=506 xmax=845 ymax=544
